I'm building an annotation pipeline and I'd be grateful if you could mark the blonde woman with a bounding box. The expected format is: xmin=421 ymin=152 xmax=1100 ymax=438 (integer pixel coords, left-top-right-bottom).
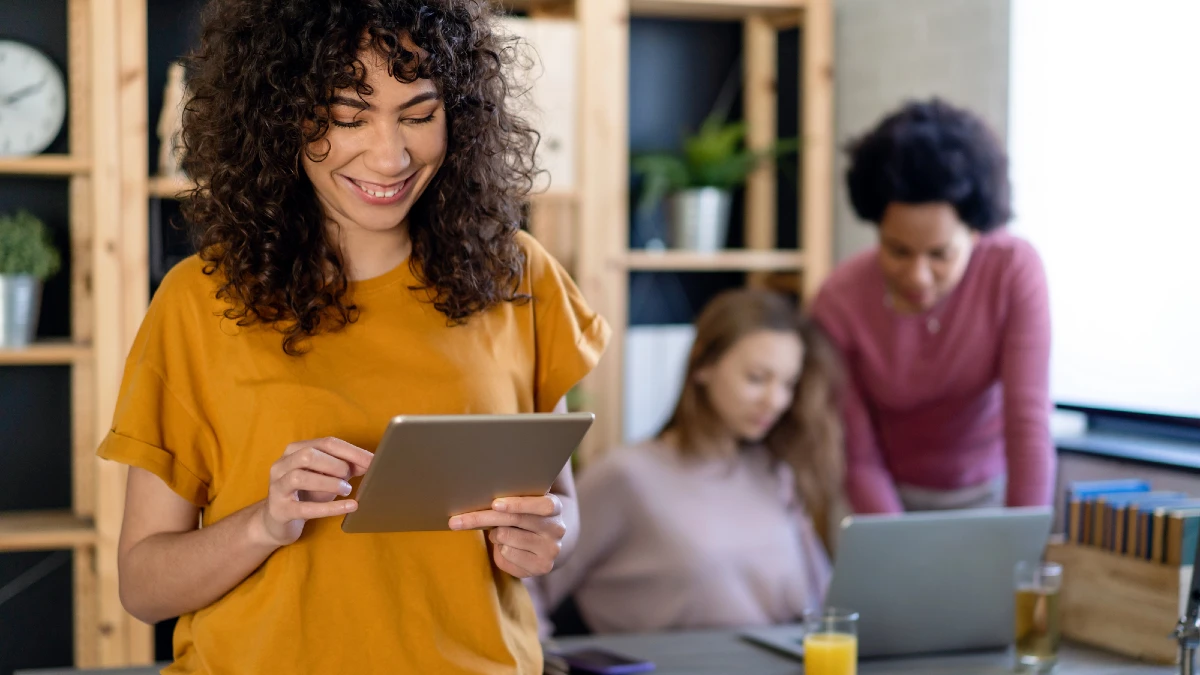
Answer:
xmin=532 ymin=288 xmax=842 ymax=635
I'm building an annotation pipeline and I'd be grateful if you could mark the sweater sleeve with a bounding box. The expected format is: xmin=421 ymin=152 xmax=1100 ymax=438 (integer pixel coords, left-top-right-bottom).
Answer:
xmin=811 ymin=287 xmax=904 ymax=514
xmin=1000 ymin=243 xmax=1055 ymax=507
xmin=842 ymin=376 xmax=904 ymax=514
xmin=531 ymin=451 xmax=632 ymax=627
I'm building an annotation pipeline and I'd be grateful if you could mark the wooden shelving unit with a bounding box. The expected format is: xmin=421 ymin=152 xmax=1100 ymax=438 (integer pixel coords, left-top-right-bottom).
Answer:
xmin=0 ymin=0 xmax=148 ymax=668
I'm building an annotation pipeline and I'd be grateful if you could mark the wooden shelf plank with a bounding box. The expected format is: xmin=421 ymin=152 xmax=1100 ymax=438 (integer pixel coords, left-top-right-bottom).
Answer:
xmin=0 ymin=340 xmax=92 ymax=366
xmin=620 ymin=249 xmax=805 ymax=271
xmin=631 ymin=0 xmax=804 ymax=19
xmin=147 ymin=175 xmax=194 ymax=199
xmin=529 ymin=191 xmax=577 ymax=205
xmin=0 ymin=510 xmax=96 ymax=552
xmin=0 ymin=154 xmax=92 ymax=177
xmin=493 ymin=0 xmax=803 ymax=20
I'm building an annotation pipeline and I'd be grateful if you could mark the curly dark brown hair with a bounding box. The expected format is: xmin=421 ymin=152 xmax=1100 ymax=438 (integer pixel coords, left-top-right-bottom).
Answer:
xmin=179 ymin=0 xmax=539 ymax=354
xmin=845 ymin=98 xmax=1011 ymax=233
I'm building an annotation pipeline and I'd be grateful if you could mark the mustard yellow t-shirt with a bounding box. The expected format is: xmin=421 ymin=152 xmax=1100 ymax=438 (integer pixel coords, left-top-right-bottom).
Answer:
xmin=97 ymin=231 xmax=610 ymax=675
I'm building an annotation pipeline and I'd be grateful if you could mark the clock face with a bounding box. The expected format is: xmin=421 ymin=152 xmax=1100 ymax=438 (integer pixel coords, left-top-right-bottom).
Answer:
xmin=0 ymin=40 xmax=67 ymax=157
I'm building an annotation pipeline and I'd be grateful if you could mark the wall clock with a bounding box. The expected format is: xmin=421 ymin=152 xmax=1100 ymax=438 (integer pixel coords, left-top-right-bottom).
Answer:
xmin=0 ymin=39 xmax=67 ymax=157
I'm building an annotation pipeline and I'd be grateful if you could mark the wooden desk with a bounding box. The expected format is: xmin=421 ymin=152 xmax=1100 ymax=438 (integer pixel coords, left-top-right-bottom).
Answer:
xmin=549 ymin=629 xmax=1178 ymax=674
xmin=15 ymin=629 xmax=1179 ymax=674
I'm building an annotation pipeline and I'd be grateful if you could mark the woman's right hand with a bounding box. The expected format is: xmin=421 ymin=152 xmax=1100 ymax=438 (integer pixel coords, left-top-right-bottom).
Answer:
xmin=256 ymin=437 xmax=374 ymax=546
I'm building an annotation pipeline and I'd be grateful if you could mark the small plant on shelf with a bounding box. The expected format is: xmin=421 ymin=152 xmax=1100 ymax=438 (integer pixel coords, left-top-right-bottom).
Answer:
xmin=0 ymin=209 xmax=61 ymax=348
xmin=631 ymin=69 xmax=798 ymax=252
xmin=0 ymin=210 xmax=61 ymax=280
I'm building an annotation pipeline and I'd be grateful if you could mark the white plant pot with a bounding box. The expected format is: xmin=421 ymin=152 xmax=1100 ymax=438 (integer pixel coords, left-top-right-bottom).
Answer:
xmin=0 ymin=274 xmax=42 ymax=348
xmin=667 ymin=187 xmax=732 ymax=252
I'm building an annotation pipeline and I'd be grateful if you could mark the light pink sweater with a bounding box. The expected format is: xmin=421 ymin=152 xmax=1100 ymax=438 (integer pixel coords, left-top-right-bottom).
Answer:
xmin=531 ymin=441 xmax=831 ymax=635
xmin=811 ymin=231 xmax=1055 ymax=514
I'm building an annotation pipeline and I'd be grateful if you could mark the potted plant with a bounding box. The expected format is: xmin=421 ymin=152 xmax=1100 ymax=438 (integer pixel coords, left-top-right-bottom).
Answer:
xmin=632 ymin=101 xmax=798 ymax=252
xmin=0 ymin=210 xmax=61 ymax=348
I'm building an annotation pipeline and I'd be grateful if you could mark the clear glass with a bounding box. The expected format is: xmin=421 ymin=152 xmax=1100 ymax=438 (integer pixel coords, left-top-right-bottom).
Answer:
xmin=803 ymin=607 xmax=859 ymax=675
xmin=1013 ymin=561 xmax=1062 ymax=673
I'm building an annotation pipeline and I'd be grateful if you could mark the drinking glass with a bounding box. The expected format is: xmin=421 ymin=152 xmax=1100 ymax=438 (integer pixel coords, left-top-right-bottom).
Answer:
xmin=803 ymin=607 xmax=858 ymax=675
xmin=1014 ymin=561 xmax=1062 ymax=673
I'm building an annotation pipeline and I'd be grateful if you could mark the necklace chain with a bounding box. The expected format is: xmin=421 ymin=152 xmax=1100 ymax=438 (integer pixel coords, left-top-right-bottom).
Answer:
xmin=883 ymin=290 xmax=943 ymax=334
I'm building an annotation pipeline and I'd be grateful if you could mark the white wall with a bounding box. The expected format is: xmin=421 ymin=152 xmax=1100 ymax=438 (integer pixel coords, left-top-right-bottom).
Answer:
xmin=623 ymin=325 xmax=695 ymax=446
xmin=834 ymin=0 xmax=1011 ymax=260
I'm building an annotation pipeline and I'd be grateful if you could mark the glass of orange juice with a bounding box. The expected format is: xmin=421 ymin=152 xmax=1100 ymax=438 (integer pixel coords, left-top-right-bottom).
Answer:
xmin=803 ymin=607 xmax=859 ymax=675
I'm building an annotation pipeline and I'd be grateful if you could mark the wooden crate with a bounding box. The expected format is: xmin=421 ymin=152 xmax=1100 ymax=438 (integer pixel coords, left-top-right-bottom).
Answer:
xmin=1046 ymin=541 xmax=1191 ymax=664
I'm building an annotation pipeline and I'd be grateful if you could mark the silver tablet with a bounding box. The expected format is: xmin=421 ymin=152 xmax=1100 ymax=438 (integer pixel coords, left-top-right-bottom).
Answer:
xmin=341 ymin=412 xmax=594 ymax=533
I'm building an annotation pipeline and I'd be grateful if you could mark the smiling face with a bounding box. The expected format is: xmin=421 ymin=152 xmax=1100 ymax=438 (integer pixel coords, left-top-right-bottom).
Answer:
xmin=302 ymin=46 xmax=447 ymax=246
xmin=877 ymin=202 xmax=979 ymax=313
xmin=695 ymin=329 xmax=805 ymax=444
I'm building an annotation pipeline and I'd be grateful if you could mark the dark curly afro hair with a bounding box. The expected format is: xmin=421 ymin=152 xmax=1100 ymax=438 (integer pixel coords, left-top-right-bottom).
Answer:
xmin=180 ymin=0 xmax=538 ymax=355
xmin=845 ymin=98 xmax=1012 ymax=233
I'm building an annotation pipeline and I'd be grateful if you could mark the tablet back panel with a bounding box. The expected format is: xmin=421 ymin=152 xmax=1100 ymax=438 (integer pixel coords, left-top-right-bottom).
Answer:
xmin=341 ymin=412 xmax=594 ymax=533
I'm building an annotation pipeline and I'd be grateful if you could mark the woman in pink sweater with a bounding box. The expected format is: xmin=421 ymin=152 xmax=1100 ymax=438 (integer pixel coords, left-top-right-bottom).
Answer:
xmin=812 ymin=98 xmax=1053 ymax=514
xmin=531 ymin=289 xmax=842 ymax=635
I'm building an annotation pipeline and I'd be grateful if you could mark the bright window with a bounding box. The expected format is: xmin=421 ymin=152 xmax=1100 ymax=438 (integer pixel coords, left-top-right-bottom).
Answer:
xmin=1008 ymin=0 xmax=1200 ymax=418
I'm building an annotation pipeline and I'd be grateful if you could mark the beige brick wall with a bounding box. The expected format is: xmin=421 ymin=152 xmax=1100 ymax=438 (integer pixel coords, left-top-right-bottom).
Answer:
xmin=833 ymin=0 xmax=1011 ymax=260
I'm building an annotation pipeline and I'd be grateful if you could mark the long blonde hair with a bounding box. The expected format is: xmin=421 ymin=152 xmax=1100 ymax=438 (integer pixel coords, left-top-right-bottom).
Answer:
xmin=659 ymin=288 xmax=844 ymax=540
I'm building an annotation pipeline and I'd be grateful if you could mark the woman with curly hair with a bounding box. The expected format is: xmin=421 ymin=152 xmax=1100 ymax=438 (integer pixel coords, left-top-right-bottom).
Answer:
xmin=530 ymin=288 xmax=842 ymax=635
xmin=96 ymin=0 xmax=608 ymax=672
xmin=812 ymin=98 xmax=1052 ymax=514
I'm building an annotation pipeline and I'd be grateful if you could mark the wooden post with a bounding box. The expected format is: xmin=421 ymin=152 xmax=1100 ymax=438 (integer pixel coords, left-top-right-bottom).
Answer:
xmin=66 ymin=0 xmax=95 ymax=518
xmin=528 ymin=193 xmax=578 ymax=274
xmin=67 ymin=0 xmax=100 ymax=666
xmin=87 ymin=0 xmax=137 ymax=665
xmin=67 ymin=0 xmax=95 ymax=521
xmin=743 ymin=14 xmax=778 ymax=288
xmin=116 ymin=0 xmax=154 ymax=663
xmin=575 ymin=0 xmax=629 ymax=461
xmin=800 ymin=0 xmax=834 ymax=303
xmin=119 ymin=0 xmax=150 ymax=359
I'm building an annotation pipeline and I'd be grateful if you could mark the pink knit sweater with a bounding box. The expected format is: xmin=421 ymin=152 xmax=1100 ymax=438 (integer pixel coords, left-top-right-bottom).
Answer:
xmin=811 ymin=232 xmax=1055 ymax=513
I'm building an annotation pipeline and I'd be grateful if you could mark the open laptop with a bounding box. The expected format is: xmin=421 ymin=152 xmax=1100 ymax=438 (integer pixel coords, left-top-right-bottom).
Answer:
xmin=741 ymin=506 xmax=1053 ymax=660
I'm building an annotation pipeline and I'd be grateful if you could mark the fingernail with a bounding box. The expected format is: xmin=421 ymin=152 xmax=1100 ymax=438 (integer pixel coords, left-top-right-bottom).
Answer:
xmin=338 ymin=480 xmax=352 ymax=496
xmin=501 ymin=545 xmax=512 ymax=555
xmin=449 ymin=516 xmax=463 ymax=530
xmin=493 ymin=500 xmax=507 ymax=511
xmin=344 ymin=500 xmax=357 ymax=512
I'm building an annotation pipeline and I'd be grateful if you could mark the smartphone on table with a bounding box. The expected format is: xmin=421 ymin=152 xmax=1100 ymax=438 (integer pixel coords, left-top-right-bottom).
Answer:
xmin=549 ymin=647 xmax=655 ymax=674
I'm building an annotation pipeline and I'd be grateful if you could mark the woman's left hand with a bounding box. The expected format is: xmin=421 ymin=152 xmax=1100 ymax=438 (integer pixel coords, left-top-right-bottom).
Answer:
xmin=449 ymin=495 xmax=566 ymax=578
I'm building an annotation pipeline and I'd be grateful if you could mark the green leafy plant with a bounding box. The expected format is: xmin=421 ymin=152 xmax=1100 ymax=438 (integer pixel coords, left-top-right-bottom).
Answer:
xmin=0 ymin=210 xmax=61 ymax=280
xmin=631 ymin=65 xmax=799 ymax=217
